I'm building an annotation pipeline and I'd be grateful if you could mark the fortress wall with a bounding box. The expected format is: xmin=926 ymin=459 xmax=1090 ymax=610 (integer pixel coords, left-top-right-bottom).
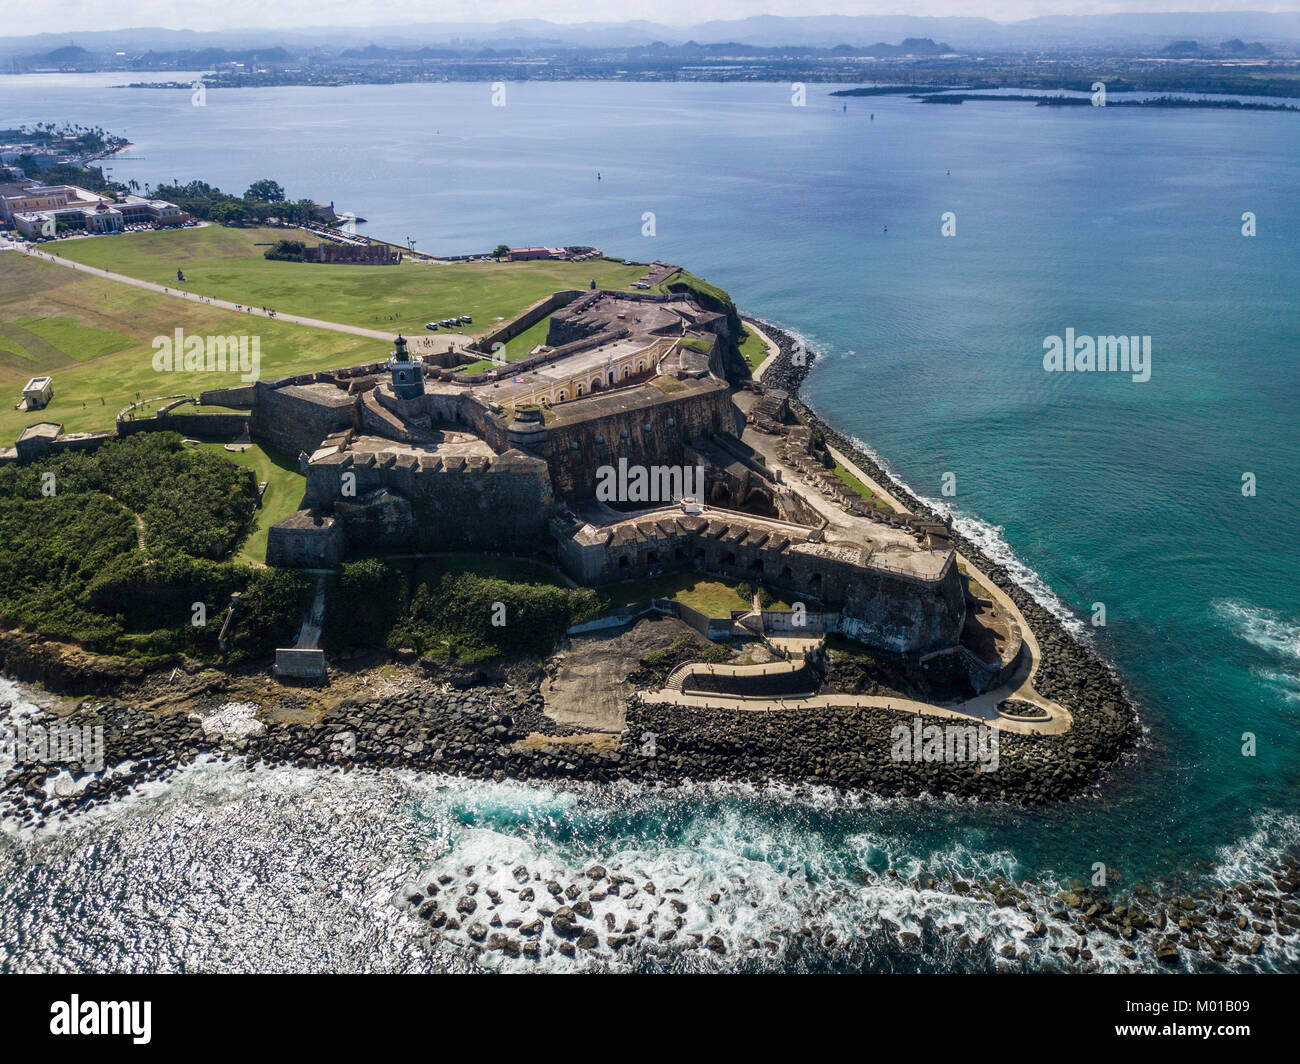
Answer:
xmin=266 ymin=362 xmax=389 ymax=389
xmin=541 ymin=384 xmax=735 ymax=499
xmin=837 ymin=563 xmax=967 ymax=654
xmin=199 ymin=385 xmax=256 ymax=408
xmin=306 ymin=449 xmax=554 ymax=553
xmin=266 ymin=512 xmax=348 ymax=568
xmin=547 ymin=290 xmax=686 ymax=348
xmin=25 ymin=430 xmax=117 ymax=459
xmin=451 ymin=326 xmax=629 ymax=386
xmin=251 ymin=383 xmax=359 ymax=456
xmin=471 ymin=290 xmax=583 ymax=354
xmin=158 ymin=412 xmax=251 ymax=438
xmin=556 ymin=514 xmax=965 ymax=653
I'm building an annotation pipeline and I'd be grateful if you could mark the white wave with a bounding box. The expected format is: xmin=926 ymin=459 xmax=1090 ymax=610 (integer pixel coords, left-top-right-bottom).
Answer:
xmin=1214 ymin=600 xmax=1300 ymax=663
xmin=1214 ymin=601 xmax=1300 ymax=706
xmin=189 ymin=700 xmax=265 ymax=739
xmin=842 ymin=433 xmax=1091 ymax=641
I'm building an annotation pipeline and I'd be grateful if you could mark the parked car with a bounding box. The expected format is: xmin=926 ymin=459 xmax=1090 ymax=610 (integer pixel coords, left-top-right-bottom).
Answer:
xmin=459 ymin=315 xmax=472 ymax=324
xmin=425 ymin=322 xmax=439 ymax=330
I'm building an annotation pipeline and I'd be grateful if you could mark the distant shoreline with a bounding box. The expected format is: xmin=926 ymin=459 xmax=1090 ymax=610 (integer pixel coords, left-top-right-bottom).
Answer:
xmin=82 ymin=74 xmax=1300 ymax=105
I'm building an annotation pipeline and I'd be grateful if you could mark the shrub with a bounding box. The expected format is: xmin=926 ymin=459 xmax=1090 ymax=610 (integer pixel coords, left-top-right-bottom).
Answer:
xmin=0 ymin=434 xmax=279 ymax=662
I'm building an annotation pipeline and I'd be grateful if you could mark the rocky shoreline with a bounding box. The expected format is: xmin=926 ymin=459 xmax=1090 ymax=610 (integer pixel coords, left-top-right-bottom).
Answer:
xmin=736 ymin=317 xmax=1143 ymax=792
xmin=3 ymin=682 xmax=1295 ymax=971
xmin=390 ymin=843 xmax=1300 ymax=973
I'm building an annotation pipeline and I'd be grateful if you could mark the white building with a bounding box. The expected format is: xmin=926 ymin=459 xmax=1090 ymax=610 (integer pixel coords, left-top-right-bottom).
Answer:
xmin=21 ymin=376 xmax=53 ymax=411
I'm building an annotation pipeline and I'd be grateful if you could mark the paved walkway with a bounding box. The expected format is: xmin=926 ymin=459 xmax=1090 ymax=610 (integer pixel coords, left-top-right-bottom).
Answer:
xmin=644 ymin=565 xmax=1070 ymax=733
xmin=637 ymin=685 xmax=1063 ymax=735
xmin=644 ymin=439 xmax=1072 ymax=734
xmin=14 ymin=244 xmax=473 ymax=347
xmin=825 ymin=446 xmax=1070 ymax=729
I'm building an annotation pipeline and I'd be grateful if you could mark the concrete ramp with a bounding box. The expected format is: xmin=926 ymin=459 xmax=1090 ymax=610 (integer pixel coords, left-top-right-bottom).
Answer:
xmin=275 ymin=575 xmax=328 ymax=680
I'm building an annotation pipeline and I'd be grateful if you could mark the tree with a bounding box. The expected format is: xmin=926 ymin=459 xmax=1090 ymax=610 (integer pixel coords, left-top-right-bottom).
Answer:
xmin=493 ymin=244 xmax=510 ymax=259
xmin=245 ymin=179 xmax=285 ymax=203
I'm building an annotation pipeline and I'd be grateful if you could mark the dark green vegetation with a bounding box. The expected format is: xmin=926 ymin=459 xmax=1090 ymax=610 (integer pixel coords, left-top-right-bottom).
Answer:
xmin=915 ymin=92 xmax=1298 ymax=111
xmin=667 ymin=270 xmax=743 ymax=339
xmin=1 ymin=123 xmax=128 ymax=194
xmin=0 ymin=123 xmax=126 ymax=155
xmin=147 ymin=178 xmax=330 ymax=226
xmin=322 ymin=557 xmax=601 ymax=663
xmin=262 ymin=238 xmax=309 ymax=261
xmin=0 ymin=433 xmax=309 ymax=661
xmin=829 ymin=64 xmax=1300 ymax=100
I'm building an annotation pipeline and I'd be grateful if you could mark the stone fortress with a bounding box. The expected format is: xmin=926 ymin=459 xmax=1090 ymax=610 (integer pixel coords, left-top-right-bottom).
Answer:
xmin=222 ymin=285 xmax=977 ymax=660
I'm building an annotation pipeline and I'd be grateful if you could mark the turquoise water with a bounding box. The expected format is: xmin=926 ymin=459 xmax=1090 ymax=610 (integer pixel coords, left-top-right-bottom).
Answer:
xmin=1 ymin=78 xmax=1297 ymax=971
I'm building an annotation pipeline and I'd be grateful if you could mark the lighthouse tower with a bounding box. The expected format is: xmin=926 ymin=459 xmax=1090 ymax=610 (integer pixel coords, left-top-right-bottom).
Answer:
xmin=387 ymin=334 xmax=425 ymax=400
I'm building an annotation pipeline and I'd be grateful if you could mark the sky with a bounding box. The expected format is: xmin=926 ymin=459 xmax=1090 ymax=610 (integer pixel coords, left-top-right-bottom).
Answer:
xmin=6 ymin=1 xmax=1298 ymax=38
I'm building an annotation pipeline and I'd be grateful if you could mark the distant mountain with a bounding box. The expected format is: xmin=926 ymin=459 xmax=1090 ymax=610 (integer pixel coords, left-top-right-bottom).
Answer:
xmin=29 ymin=44 xmax=95 ymax=68
xmin=1219 ymin=38 xmax=1273 ymax=57
xmin=2 ymin=12 xmax=1299 ymax=62
xmin=1160 ymin=37 xmax=1273 ymax=57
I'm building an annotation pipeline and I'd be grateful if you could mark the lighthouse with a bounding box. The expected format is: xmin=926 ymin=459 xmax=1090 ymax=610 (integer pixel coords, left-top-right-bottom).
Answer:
xmin=387 ymin=334 xmax=425 ymax=399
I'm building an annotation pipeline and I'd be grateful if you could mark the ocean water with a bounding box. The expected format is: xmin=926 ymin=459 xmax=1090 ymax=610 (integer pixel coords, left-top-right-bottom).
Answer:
xmin=1 ymin=77 xmax=1298 ymax=972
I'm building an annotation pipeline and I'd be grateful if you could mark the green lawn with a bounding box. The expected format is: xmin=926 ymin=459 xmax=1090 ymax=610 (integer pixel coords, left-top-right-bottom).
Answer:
xmin=458 ymin=313 xmax=555 ymax=374
xmin=198 ymin=441 xmax=305 ymax=565
xmin=51 ymin=225 xmax=648 ymax=336
xmin=832 ymin=460 xmax=875 ymax=501
xmin=738 ymin=325 xmax=768 ymax=370
xmin=13 ymin=315 xmax=135 ymax=361
xmin=602 ymin=572 xmax=753 ymax=617
xmin=0 ymin=255 xmax=376 ymax=443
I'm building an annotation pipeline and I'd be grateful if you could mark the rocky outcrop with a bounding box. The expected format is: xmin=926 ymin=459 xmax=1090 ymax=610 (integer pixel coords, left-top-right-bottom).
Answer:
xmin=0 ymin=629 xmax=162 ymax=695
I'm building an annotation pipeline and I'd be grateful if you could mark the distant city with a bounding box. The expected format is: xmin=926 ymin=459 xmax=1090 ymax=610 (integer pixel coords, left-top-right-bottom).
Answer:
xmin=2 ymin=13 xmax=1299 ymax=97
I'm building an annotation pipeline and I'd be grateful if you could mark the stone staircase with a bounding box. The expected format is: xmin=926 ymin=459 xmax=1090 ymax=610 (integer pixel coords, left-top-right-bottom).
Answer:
xmin=664 ymin=661 xmax=695 ymax=692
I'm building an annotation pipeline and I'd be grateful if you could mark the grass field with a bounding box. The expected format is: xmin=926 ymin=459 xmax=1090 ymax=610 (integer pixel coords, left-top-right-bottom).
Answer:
xmin=601 ymin=572 xmax=754 ymax=617
xmin=51 ymin=225 xmax=649 ymax=336
xmin=457 ymin=312 xmax=555 ymax=374
xmin=0 ymin=255 xmax=375 ymax=442
xmin=738 ymin=324 xmax=769 ymax=370
xmin=2 ymin=227 xmax=732 ymax=451
xmin=197 ymin=441 xmax=305 ymax=565
xmin=832 ymin=460 xmax=875 ymax=500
